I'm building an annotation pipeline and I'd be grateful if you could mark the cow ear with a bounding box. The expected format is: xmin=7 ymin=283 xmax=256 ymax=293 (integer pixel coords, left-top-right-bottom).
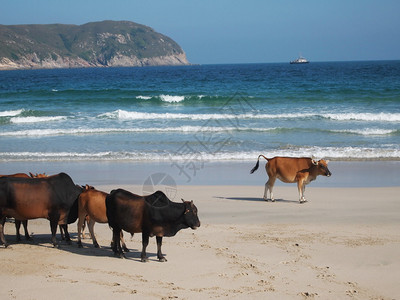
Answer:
xmin=311 ymin=159 xmax=318 ymax=165
xmin=325 ymin=160 xmax=330 ymax=164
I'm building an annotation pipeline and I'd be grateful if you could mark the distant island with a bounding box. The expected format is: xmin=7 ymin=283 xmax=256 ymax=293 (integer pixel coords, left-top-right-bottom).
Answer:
xmin=0 ymin=20 xmax=190 ymax=70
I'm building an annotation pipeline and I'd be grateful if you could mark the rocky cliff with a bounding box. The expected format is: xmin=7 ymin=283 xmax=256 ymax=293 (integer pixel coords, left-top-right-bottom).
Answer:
xmin=0 ymin=20 xmax=190 ymax=70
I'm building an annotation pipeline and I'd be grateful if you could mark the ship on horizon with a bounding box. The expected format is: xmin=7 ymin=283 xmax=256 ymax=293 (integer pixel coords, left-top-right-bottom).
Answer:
xmin=290 ymin=55 xmax=309 ymax=64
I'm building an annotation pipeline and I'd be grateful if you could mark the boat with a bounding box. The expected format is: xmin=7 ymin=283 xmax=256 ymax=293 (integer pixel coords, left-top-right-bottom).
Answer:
xmin=290 ymin=55 xmax=309 ymax=64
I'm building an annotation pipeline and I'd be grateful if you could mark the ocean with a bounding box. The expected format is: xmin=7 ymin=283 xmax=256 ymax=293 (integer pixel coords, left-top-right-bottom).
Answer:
xmin=1 ymin=61 xmax=399 ymax=164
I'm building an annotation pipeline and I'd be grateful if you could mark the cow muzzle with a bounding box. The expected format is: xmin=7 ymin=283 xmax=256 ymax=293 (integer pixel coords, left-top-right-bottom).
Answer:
xmin=191 ymin=221 xmax=201 ymax=230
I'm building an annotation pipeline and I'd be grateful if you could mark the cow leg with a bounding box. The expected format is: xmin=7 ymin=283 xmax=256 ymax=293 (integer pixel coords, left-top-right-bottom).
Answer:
xmin=87 ymin=218 xmax=99 ymax=248
xmin=15 ymin=220 xmax=30 ymax=241
xmin=50 ymin=218 xmax=59 ymax=247
xmin=302 ymin=185 xmax=307 ymax=203
xmin=264 ymin=177 xmax=276 ymax=201
xmin=297 ymin=181 xmax=306 ymax=203
xmin=112 ymin=228 xmax=124 ymax=258
xmin=120 ymin=231 xmax=129 ymax=252
xmin=141 ymin=233 xmax=149 ymax=262
xmin=156 ymin=236 xmax=167 ymax=262
xmin=22 ymin=220 xmax=31 ymax=240
xmin=60 ymin=224 xmax=71 ymax=244
xmin=15 ymin=220 xmax=22 ymax=241
xmin=77 ymin=214 xmax=85 ymax=248
xmin=81 ymin=217 xmax=87 ymax=239
xmin=59 ymin=225 xmax=65 ymax=240
xmin=0 ymin=216 xmax=9 ymax=247
xmin=77 ymin=213 xmax=90 ymax=248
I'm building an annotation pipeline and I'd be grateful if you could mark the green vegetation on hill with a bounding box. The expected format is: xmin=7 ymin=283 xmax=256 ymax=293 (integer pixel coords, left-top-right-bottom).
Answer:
xmin=0 ymin=20 xmax=189 ymax=69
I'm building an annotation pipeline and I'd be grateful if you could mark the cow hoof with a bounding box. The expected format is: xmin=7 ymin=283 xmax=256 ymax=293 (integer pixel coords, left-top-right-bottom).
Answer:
xmin=271 ymin=199 xmax=275 ymax=202
xmin=141 ymin=257 xmax=149 ymax=262
xmin=158 ymin=257 xmax=167 ymax=262
xmin=122 ymin=246 xmax=129 ymax=252
xmin=94 ymin=243 xmax=100 ymax=248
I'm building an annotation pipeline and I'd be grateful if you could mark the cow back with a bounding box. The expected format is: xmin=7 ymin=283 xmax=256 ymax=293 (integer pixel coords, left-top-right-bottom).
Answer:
xmin=145 ymin=191 xmax=171 ymax=207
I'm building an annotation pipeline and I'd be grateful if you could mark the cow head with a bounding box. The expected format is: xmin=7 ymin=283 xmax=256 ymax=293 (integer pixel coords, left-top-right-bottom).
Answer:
xmin=182 ymin=199 xmax=201 ymax=230
xmin=311 ymin=159 xmax=332 ymax=177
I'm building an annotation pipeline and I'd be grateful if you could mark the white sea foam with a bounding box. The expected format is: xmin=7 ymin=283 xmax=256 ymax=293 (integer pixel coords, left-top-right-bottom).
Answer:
xmin=98 ymin=109 xmax=310 ymax=121
xmin=159 ymin=95 xmax=185 ymax=103
xmin=1 ymin=146 xmax=400 ymax=162
xmin=99 ymin=110 xmax=400 ymax=122
xmin=136 ymin=95 xmax=152 ymax=100
xmin=0 ymin=126 xmax=279 ymax=137
xmin=0 ymin=109 xmax=24 ymax=117
xmin=324 ymin=112 xmax=400 ymax=122
xmin=10 ymin=116 xmax=67 ymax=124
xmin=333 ymin=128 xmax=397 ymax=135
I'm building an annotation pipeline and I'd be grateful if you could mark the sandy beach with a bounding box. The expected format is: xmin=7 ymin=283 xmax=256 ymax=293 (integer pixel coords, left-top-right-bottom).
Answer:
xmin=1 ymin=171 xmax=399 ymax=299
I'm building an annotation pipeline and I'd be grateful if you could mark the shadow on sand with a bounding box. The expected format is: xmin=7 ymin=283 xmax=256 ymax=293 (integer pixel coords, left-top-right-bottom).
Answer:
xmin=1 ymin=232 xmax=163 ymax=262
xmin=215 ymin=196 xmax=299 ymax=204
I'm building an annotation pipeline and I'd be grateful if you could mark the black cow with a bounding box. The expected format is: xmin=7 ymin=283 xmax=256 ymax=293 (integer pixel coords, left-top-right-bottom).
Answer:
xmin=106 ymin=189 xmax=200 ymax=262
xmin=0 ymin=173 xmax=82 ymax=247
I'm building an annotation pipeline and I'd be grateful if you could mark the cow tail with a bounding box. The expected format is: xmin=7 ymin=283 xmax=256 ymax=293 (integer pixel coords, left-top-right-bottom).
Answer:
xmin=250 ymin=155 xmax=269 ymax=174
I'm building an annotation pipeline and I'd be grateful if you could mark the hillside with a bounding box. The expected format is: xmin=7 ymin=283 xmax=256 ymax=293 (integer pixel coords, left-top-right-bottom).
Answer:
xmin=0 ymin=20 xmax=190 ymax=70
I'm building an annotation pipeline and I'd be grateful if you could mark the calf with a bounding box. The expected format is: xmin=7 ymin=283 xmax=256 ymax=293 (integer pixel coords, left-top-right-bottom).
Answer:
xmin=106 ymin=189 xmax=200 ymax=262
xmin=250 ymin=155 xmax=331 ymax=203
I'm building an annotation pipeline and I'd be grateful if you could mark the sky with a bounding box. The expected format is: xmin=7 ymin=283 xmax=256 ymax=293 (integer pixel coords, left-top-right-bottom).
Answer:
xmin=1 ymin=0 xmax=399 ymax=64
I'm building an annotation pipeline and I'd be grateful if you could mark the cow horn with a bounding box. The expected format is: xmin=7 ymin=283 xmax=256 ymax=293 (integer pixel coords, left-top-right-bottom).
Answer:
xmin=181 ymin=198 xmax=185 ymax=203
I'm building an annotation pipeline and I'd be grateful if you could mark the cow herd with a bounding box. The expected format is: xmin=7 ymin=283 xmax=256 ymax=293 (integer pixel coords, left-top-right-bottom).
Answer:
xmin=0 ymin=172 xmax=200 ymax=262
xmin=0 ymin=155 xmax=331 ymax=261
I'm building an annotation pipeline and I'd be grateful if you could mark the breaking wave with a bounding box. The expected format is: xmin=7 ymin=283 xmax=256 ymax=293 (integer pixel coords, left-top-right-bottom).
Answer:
xmin=98 ymin=109 xmax=400 ymax=122
xmin=10 ymin=116 xmax=67 ymax=124
xmin=0 ymin=109 xmax=24 ymax=117
xmin=1 ymin=146 xmax=399 ymax=162
xmin=0 ymin=126 xmax=279 ymax=137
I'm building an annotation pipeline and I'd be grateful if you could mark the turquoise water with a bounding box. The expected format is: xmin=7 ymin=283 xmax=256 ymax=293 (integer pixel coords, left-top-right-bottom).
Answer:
xmin=1 ymin=61 xmax=400 ymax=162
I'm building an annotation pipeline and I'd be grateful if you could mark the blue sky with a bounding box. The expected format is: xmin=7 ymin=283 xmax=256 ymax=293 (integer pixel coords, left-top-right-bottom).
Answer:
xmin=1 ymin=0 xmax=399 ymax=64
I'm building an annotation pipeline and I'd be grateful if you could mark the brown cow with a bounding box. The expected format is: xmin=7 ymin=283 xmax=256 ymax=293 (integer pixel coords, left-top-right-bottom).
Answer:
xmin=106 ymin=190 xmax=200 ymax=262
xmin=77 ymin=185 xmax=128 ymax=251
xmin=0 ymin=173 xmax=82 ymax=247
xmin=250 ymin=155 xmax=331 ymax=203
xmin=0 ymin=172 xmax=47 ymax=241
